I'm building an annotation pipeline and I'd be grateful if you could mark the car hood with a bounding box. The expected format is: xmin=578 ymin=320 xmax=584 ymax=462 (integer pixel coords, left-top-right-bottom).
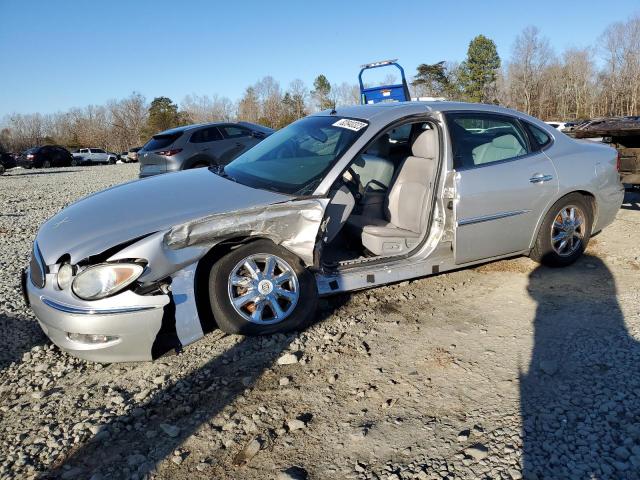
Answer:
xmin=36 ymin=169 xmax=289 ymax=264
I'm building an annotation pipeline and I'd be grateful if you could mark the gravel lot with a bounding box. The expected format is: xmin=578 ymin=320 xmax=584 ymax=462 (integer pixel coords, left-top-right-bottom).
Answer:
xmin=1 ymin=164 xmax=640 ymax=480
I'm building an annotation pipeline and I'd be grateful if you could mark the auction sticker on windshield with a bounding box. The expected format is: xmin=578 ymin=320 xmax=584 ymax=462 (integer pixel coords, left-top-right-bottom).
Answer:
xmin=332 ymin=118 xmax=368 ymax=131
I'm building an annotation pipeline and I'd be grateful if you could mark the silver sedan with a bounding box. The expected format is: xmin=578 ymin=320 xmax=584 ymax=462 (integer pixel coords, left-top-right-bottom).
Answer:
xmin=23 ymin=101 xmax=624 ymax=362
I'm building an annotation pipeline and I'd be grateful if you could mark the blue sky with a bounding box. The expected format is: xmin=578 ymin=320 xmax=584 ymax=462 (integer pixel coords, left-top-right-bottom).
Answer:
xmin=0 ymin=0 xmax=638 ymax=116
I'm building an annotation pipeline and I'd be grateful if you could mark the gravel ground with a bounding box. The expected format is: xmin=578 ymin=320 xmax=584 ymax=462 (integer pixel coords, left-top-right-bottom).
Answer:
xmin=1 ymin=164 xmax=640 ymax=480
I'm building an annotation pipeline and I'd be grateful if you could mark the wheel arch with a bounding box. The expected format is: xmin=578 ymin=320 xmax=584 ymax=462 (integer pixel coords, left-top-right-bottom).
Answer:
xmin=183 ymin=154 xmax=215 ymax=170
xmin=193 ymin=235 xmax=274 ymax=332
xmin=528 ymin=190 xmax=598 ymax=251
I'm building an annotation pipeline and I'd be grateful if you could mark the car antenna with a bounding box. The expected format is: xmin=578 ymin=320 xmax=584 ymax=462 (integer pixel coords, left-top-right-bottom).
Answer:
xmin=330 ymin=104 xmax=337 ymax=115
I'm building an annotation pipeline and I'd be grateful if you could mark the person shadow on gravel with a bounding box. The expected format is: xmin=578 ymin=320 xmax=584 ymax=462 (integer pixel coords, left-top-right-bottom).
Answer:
xmin=520 ymin=254 xmax=640 ymax=479
xmin=46 ymin=296 xmax=348 ymax=480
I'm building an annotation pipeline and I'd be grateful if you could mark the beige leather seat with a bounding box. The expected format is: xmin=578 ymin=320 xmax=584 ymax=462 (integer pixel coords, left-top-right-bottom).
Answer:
xmin=346 ymin=128 xmax=439 ymax=256
xmin=472 ymin=134 xmax=525 ymax=165
xmin=352 ymin=134 xmax=395 ymax=192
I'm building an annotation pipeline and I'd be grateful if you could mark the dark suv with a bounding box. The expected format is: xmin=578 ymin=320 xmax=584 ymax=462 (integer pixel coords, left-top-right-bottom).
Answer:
xmin=0 ymin=152 xmax=17 ymax=175
xmin=16 ymin=145 xmax=73 ymax=169
xmin=138 ymin=121 xmax=273 ymax=178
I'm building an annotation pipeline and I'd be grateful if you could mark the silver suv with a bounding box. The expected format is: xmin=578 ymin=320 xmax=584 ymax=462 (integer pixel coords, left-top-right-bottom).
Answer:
xmin=138 ymin=121 xmax=273 ymax=178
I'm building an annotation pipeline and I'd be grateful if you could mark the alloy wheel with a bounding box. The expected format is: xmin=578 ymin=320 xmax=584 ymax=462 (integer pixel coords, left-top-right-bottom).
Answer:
xmin=550 ymin=205 xmax=586 ymax=257
xmin=227 ymin=253 xmax=299 ymax=324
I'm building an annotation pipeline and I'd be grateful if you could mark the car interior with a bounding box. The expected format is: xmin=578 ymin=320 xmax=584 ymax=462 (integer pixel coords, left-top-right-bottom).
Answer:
xmin=321 ymin=121 xmax=440 ymax=266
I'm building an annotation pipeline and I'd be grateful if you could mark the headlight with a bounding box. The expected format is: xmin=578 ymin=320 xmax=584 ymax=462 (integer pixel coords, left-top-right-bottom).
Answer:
xmin=72 ymin=263 xmax=144 ymax=300
xmin=56 ymin=263 xmax=73 ymax=290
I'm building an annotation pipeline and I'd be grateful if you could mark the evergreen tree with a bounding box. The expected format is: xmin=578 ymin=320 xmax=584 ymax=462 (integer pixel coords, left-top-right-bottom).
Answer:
xmin=144 ymin=97 xmax=184 ymax=136
xmin=461 ymin=35 xmax=501 ymax=103
xmin=311 ymin=75 xmax=334 ymax=110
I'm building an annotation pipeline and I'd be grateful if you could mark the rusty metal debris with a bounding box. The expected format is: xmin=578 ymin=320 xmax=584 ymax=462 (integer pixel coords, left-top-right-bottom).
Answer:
xmin=566 ymin=116 xmax=640 ymax=185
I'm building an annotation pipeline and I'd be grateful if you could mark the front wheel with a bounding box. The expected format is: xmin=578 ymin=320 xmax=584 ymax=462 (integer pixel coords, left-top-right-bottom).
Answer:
xmin=530 ymin=193 xmax=592 ymax=267
xmin=208 ymin=240 xmax=318 ymax=335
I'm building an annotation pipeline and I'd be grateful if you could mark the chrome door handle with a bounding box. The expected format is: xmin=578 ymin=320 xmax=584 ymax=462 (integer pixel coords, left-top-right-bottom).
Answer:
xmin=530 ymin=174 xmax=553 ymax=184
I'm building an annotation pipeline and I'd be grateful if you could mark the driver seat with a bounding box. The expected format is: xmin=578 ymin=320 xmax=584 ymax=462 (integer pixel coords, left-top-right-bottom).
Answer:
xmin=346 ymin=128 xmax=439 ymax=256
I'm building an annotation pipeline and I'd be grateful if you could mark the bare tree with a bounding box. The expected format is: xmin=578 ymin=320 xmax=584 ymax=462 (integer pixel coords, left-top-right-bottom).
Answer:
xmin=506 ymin=26 xmax=555 ymax=117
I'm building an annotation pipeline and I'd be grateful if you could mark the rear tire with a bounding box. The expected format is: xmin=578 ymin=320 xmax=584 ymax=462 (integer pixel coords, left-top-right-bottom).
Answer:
xmin=208 ymin=240 xmax=318 ymax=335
xmin=42 ymin=160 xmax=51 ymax=168
xmin=530 ymin=193 xmax=592 ymax=267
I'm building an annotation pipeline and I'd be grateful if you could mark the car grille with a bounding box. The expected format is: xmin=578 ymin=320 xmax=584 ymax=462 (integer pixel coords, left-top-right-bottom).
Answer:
xmin=30 ymin=242 xmax=46 ymax=288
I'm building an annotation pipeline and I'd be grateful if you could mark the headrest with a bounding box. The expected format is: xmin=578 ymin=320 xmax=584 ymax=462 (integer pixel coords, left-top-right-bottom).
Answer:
xmin=366 ymin=134 xmax=390 ymax=157
xmin=411 ymin=128 xmax=438 ymax=159
xmin=492 ymin=134 xmax=523 ymax=150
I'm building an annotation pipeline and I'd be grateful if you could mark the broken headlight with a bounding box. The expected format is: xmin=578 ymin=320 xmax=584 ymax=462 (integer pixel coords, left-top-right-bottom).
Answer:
xmin=72 ymin=263 xmax=144 ymax=300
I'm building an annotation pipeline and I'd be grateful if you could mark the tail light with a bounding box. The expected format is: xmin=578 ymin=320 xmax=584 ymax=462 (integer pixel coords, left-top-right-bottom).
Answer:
xmin=26 ymin=154 xmax=35 ymax=160
xmin=156 ymin=149 xmax=182 ymax=156
xmin=616 ymin=151 xmax=621 ymax=172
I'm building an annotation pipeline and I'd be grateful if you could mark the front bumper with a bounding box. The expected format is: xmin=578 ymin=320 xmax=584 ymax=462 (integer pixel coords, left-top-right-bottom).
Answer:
xmin=24 ymin=268 xmax=169 ymax=362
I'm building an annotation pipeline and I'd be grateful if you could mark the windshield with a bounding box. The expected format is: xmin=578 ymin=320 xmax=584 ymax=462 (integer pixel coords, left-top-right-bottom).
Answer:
xmin=224 ymin=116 xmax=368 ymax=194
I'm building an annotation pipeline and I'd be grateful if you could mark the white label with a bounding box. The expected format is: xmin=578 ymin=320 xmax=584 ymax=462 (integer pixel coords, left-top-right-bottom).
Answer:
xmin=332 ymin=118 xmax=368 ymax=131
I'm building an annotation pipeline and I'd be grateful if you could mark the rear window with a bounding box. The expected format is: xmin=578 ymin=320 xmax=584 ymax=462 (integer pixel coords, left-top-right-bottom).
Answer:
xmin=144 ymin=132 xmax=183 ymax=151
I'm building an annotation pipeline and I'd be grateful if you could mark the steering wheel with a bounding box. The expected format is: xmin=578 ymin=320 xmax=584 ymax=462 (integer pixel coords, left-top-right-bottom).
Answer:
xmin=342 ymin=167 xmax=363 ymax=201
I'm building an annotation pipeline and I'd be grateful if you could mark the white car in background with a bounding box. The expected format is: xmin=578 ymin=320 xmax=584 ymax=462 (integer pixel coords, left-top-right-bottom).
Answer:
xmin=72 ymin=148 xmax=117 ymax=166
xmin=545 ymin=121 xmax=568 ymax=131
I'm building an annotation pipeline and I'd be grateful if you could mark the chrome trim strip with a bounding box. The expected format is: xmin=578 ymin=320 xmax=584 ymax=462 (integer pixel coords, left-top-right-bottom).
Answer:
xmin=41 ymin=297 xmax=160 ymax=315
xmin=457 ymin=209 xmax=531 ymax=226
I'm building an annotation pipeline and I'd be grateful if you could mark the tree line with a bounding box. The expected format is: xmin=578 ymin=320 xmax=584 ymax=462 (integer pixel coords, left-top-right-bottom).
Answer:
xmin=1 ymin=14 xmax=638 ymax=154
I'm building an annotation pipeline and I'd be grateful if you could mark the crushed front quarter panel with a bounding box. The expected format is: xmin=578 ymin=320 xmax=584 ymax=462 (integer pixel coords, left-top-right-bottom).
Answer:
xmin=164 ymin=198 xmax=329 ymax=266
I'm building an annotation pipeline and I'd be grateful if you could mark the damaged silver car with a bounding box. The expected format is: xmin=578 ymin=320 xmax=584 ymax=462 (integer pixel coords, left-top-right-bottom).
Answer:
xmin=23 ymin=102 xmax=624 ymax=362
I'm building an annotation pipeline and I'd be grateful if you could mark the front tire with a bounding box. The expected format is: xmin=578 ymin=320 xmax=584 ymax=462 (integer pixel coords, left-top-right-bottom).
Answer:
xmin=530 ymin=193 xmax=592 ymax=267
xmin=208 ymin=240 xmax=318 ymax=335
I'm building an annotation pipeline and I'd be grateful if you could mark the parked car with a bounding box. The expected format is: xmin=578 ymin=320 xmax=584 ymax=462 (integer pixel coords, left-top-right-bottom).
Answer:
xmin=128 ymin=147 xmax=142 ymax=162
xmin=0 ymin=152 xmax=17 ymax=174
xmin=138 ymin=121 xmax=273 ymax=178
xmin=71 ymin=148 xmax=117 ymax=166
xmin=119 ymin=146 xmax=141 ymax=163
xmin=17 ymin=145 xmax=73 ymax=169
xmin=545 ymin=121 xmax=568 ymax=131
xmin=23 ymin=101 xmax=623 ymax=362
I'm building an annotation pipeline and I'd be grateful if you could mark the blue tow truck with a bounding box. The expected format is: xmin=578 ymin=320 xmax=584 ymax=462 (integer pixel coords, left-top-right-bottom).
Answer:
xmin=358 ymin=59 xmax=411 ymax=105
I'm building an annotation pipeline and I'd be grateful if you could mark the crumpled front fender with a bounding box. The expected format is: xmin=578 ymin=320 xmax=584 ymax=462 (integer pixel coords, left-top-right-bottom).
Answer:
xmin=163 ymin=198 xmax=329 ymax=266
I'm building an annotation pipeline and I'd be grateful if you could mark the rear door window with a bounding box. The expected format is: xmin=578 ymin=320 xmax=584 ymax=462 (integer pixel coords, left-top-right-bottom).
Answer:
xmin=219 ymin=125 xmax=252 ymax=139
xmin=144 ymin=132 xmax=183 ymax=151
xmin=190 ymin=127 xmax=223 ymax=143
xmin=90 ymin=148 xmax=105 ymax=153
xmin=446 ymin=113 xmax=530 ymax=169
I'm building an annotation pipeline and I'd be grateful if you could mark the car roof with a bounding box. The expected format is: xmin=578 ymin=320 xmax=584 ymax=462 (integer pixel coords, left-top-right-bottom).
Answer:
xmin=312 ymin=101 xmax=551 ymax=130
xmin=156 ymin=121 xmax=260 ymax=136
xmin=316 ymin=101 xmax=540 ymax=120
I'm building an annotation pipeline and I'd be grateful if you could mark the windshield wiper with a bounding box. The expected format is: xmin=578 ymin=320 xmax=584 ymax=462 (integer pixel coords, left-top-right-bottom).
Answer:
xmin=211 ymin=165 xmax=237 ymax=183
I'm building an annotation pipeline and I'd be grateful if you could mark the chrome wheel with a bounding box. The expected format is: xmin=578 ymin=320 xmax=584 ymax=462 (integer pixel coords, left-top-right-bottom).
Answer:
xmin=227 ymin=253 xmax=299 ymax=325
xmin=550 ymin=205 xmax=586 ymax=257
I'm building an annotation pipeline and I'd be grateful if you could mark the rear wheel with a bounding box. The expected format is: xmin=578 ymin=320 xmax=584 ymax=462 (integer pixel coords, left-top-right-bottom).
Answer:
xmin=71 ymin=157 xmax=80 ymax=166
xmin=530 ymin=193 xmax=592 ymax=267
xmin=0 ymin=164 xmax=5 ymax=175
xmin=42 ymin=160 xmax=51 ymax=168
xmin=208 ymin=240 xmax=318 ymax=335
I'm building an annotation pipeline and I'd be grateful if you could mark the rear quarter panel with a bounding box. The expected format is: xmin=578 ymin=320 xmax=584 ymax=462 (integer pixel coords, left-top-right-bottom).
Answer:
xmin=543 ymin=135 xmax=623 ymax=233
